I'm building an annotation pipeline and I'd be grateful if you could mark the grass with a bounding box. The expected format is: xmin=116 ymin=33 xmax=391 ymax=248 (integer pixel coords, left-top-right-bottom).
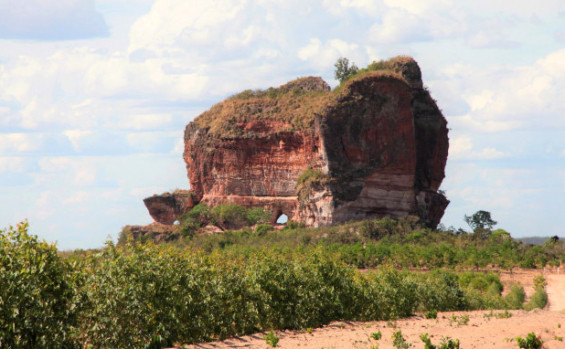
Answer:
xmin=190 ymin=56 xmax=415 ymax=137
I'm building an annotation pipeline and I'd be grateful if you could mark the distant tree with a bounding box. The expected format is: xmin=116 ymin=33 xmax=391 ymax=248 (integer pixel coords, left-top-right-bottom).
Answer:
xmin=464 ymin=210 xmax=497 ymax=240
xmin=334 ymin=57 xmax=359 ymax=83
xmin=464 ymin=210 xmax=497 ymax=230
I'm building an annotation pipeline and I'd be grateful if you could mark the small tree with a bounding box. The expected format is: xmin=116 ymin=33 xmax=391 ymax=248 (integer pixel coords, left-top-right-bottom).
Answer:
xmin=334 ymin=57 xmax=359 ymax=83
xmin=464 ymin=210 xmax=497 ymax=240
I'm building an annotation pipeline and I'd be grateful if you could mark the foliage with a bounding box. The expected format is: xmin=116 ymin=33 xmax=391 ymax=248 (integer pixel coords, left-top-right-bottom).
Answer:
xmin=525 ymin=287 xmax=548 ymax=310
xmin=495 ymin=310 xmax=513 ymax=319
xmin=254 ymin=224 xmax=274 ymax=236
xmin=439 ymin=337 xmax=460 ymax=349
xmin=515 ymin=332 xmax=543 ymax=349
xmin=296 ymin=168 xmax=330 ymax=203
xmin=421 ymin=333 xmax=460 ymax=349
xmin=0 ymin=221 xmax=79 ymax=348
xmin=425 ymin=310 xmax=438 ymax=319
xmin=505 ymin=285 xmax=526 ymax=309
xmin=464 ymin=210 xmax=497 ymax=240
xmin=533 ymin=275 xmax=547 ymax=289
xmin=464 ymin=210 xmax=497 ymax=231
xmin=392 ymin=330 xmax=412 ymax=348
xmin=265 ymin=330 xmax=279 ymax=347
xmin=247 ymin=208 xmax=271 ymax=225
xmin=212 ymin=203 xmax=250 ymax=229
xmin=7 ymin=217 xmax=564 ymax=347
xmin=420 ymin=333 xmax=436 ymax=349
xmin=371 ymin=331 xmax=382 ymax=340
xmin=179 ymin=203 xmax=212 ymax=238
xmin=334 ymin=57 xmax=359 ymax=83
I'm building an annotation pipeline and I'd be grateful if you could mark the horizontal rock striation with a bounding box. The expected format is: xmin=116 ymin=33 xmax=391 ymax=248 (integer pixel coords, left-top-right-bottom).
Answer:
xmin=146 ymin=56 xmax=449 ymax=228
xmin=143 ymin=190 xmax=195 ymax=225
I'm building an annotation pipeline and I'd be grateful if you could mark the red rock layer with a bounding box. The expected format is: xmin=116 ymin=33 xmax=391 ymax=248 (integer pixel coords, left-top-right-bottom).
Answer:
xmin=154 ymin=58 xmax=449 ymax=228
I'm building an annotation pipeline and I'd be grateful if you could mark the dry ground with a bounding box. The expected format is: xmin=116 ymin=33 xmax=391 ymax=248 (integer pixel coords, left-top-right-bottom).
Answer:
xmin=178 ymin=269 xmax=565 ymax=349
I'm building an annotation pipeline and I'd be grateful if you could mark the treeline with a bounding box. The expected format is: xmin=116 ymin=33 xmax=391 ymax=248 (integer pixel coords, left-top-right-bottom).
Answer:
xmin=155 ymin=215 xmax=564 ymax=271
xmin=1 ymin=222 xmax=549 ymax=348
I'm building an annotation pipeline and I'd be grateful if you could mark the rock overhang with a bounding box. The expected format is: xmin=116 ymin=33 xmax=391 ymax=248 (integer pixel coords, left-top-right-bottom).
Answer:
xmin=144 ymin=56 xmax=449 ymax=229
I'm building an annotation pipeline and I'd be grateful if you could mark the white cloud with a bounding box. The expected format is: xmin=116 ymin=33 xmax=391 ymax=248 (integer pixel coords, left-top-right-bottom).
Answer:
xmin=442 ymin=48 xmax=565 ymax=133
xmin=0 ymin=133 xmax=42 ymax=153
xmin=64 ymin=191 xmax=90 ymax=204
xmin=0 ymin=157 xmax=26 ymax=172
xmin=116 ymin=114 xmax=173 ymax=130
xmin=450 ymin=136 xmax=507 ymax=160
xmin=298 ymin=38 xmax=365 ymax=70
xmin=0 ymin=0 xmax=108 ymax=40
xmin=369 ymin=9 xmax=433 ymax=43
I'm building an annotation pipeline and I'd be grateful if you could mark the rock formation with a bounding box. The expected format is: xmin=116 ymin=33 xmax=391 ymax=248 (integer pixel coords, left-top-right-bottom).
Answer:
xmin=143 ymin=190 xmax=195 ymax=225
xmin=145 ymin=56 xmax=449 ymax=229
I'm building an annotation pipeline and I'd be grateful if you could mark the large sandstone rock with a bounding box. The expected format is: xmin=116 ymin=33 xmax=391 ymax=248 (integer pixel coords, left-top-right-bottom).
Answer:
xmin=178 ymin=56 xmax=449 ymax=228
xmin=143 ymin=190 xmax=195 ymax=225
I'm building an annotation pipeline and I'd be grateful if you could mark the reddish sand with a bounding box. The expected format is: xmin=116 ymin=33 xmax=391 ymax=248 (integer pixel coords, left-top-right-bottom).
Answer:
xmin=178 ymin=269 xmax=565 ymax=349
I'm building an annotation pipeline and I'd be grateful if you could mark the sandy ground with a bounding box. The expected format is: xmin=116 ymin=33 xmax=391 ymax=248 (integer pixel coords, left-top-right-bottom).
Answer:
xmin=179 ymin=269 xmax=565 ymax=349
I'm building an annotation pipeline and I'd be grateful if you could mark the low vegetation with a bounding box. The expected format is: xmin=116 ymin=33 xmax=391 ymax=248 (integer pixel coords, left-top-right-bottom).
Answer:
xmin=192 ymin=56 xmax=411 ymax=137
xmin=514 ymin=332 xmax=543 ymax=349
xmin=2 ymin=210 xmax=560 ymax=348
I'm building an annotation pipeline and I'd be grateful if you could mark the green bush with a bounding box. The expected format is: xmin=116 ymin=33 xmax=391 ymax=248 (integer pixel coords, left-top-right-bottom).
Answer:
xmin=392 ymin=330 xmax=412 ymax=348
xmin=213 ymin=203 xmax=249 ymax=229
xmin=0 ymin=222 xmax=79 ymax=348
xmin=179 ymin=203 xmax=212 ymax=238
xmin=525 ymin=287 xmax=548 ymax=310
xmin=504 ymin=285 xmax=526 ymax=309
xmin=254 ymin=224 xmax=274 ymax=236
xmin=247 ymin=208 xmax=271 ymax=225
xmin=515 ymin=332 xmax=543 ymax=348
xmin=265 ymin=330 xmax=279 ymax=347
xmin=413 ymin=270 xmax=467 ymax=312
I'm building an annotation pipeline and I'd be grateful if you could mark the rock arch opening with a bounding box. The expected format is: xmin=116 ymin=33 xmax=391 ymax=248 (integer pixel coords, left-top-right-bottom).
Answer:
xmin=276 ymin=213 xmax=288 ymax=225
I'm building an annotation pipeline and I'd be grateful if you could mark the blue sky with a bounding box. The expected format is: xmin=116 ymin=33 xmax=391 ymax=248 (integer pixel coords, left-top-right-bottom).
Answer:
xmin=1 ymin=0 xmax=564 ymax=249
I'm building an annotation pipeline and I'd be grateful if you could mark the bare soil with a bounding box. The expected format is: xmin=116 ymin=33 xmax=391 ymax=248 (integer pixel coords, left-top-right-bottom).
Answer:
xmin=179 ymin=269 xmax=565 ymax=349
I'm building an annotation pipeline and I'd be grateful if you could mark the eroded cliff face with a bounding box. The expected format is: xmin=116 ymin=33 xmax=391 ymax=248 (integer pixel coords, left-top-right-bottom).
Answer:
xmin=143 ymin=190 xmax=195 ymax=225
xmin=148 ymin=56 xmax=449 ymax=228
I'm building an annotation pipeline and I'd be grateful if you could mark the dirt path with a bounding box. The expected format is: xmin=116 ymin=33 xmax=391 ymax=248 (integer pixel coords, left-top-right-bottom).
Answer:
xmin=546 ymin=273 xmax=565 ymax=311
xmin=182 ymin=310 xmax=565 ymax=349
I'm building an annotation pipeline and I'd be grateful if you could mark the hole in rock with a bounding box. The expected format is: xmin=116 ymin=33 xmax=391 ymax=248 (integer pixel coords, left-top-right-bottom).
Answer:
xmin=276 ymin=214 xmax=288 ymax=225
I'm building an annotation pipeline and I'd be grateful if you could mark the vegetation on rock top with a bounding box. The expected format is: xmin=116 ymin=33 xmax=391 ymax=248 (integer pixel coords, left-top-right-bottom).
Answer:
xmin=190 ymin=56 xmax=413 ymax=137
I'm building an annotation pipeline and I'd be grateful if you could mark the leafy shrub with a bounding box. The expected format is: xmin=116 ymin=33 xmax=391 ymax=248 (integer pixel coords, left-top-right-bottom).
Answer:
xmin=439 ymin=337 xmax=460 ymax=349
xmin=525 ymin=287 xmax=548 ymax=310
xmin=515 ymin=332 xmax=543 ymax=348
xmin=265 ymin=330 xmax=279 ymax=347
xmin=179 ymin=203 xmax=212 ymax=238
xmin=420 ymin=333 xmax=436 ymax=349
xmin=392 ymin=330 xmax=412 ymax=348
xmin=421 ymin=333 xmax=459 ymax=349
xmin=296 ymin=168 xmax=330 ymax=203
xmin=247 ymin=208 xmax=271 ymax=225
xmin=283 ymin=220 xmax=306 ymax=230
xmin=0 ymin=222 xmax=79 ymax=348
xmin=425 ymin=310 xmax=438 ymax=319
xmin=414 ymin=270 xmax=467 ymax=312
xmin=254 ymin=224 xmax=274 ymax=236
xmin=450 ymin=314 xmax=469 ymax=326
xmin=371 ymin=331 xmax=382 ymax=340
xmin=212 ymin=203 xmax=250 ymax=229
xmin=495 ymin=310 xmax=513 ymax=319
xmin=533 ymin=275 xmax=547 ymax=289
xmin=504 ymin=285 xmax=526 ymax=309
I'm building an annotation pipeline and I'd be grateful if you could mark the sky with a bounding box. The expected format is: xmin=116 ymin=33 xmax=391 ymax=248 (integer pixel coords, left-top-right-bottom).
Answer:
xmin=1 ymin=0 xmax=564 ymax=249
